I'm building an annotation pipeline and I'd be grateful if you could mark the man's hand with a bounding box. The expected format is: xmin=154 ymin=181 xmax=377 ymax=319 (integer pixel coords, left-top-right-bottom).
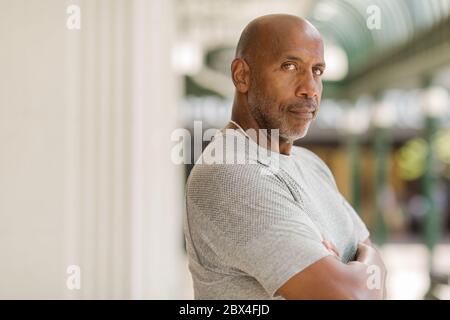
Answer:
xmin=321 ymin=238 xmax=387 ymax=299
xmin=352 ymin=241 xmax=387 ymax=299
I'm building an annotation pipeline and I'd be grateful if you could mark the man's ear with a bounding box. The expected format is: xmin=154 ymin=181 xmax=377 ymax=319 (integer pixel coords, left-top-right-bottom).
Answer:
xmin=231 ymin=58 xmax=250 ymax=93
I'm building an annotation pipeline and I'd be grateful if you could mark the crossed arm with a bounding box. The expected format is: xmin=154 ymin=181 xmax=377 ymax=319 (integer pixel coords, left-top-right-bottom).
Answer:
xmin=275 ymin=237 xmax=387 ymax=300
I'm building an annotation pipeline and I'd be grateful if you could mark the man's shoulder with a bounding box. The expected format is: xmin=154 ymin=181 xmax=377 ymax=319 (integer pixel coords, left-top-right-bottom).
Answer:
xmin=291 ymin=145 xmax=309 ymax=157
xmin=291 ymin=146 xmax=326 ymax=167
xmin=187 ymin=161 xmax=265 ymax=192
xmin=185 ymin=155 xmax=290 ymax=204
xmin=292 ymin=145 xmax=337 ymax=188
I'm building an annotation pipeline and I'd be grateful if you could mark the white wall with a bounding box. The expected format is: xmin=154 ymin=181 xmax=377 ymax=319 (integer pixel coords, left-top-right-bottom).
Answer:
xmin=0 ymin=0 xmax=186 ymax=299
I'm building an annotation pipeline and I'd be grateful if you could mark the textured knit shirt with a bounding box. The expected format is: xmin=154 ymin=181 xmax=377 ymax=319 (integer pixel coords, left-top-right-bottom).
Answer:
xmin=184 ymin=128 xmax=370 ymax=299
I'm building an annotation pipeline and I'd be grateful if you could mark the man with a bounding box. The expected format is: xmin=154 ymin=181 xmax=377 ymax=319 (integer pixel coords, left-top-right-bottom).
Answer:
xmin=184 ymin=14 xmax=387 ymax=299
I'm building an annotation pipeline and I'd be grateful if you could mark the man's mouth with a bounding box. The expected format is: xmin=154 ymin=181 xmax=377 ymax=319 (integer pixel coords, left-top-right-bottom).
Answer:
xmin=288 ymin=109 xmax=315 ymax=119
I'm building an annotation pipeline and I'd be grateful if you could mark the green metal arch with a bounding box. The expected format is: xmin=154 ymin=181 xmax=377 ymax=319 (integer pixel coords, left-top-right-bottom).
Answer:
xmin=307 ymin=0 xmax=450 ymax=78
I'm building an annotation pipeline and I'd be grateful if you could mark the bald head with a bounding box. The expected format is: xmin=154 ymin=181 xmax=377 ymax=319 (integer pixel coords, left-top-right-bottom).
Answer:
xmin=235 ymin=14 xmax=322 ymax=66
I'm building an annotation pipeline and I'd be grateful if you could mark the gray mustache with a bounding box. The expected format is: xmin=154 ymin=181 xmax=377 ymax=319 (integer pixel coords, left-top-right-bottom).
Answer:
xmin=286 ymin=100 xmax=317 ymax=112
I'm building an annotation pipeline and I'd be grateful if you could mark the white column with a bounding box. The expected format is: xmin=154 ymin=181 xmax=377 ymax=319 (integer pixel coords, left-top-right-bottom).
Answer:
xmin=130 ymin=0 xmax=185 ymax=299
xmin=1 ymin=0 xmax=185 ymax=299
xmin=0 ymin=0 xmax=67 ymax=299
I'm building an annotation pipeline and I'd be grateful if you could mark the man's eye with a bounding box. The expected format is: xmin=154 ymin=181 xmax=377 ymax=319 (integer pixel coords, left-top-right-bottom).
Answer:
xmin=282 ymin=63 xmax=297 ymax=71
xmin=314 ymin=68 xmax=324 ymax=76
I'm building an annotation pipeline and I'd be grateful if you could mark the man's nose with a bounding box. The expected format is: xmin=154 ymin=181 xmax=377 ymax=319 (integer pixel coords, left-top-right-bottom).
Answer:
xmin=295 ymin=73 xmax=320 ymax=99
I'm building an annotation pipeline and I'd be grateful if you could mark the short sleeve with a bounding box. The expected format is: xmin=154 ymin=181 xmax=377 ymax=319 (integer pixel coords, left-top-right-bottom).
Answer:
xmin=186 ymin=163 xmax=333 ymax=298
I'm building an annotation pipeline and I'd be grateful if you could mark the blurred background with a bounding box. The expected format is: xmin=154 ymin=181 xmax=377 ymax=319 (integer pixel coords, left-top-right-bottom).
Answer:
xmin=1 ymin=0 xmax=450 ymax=299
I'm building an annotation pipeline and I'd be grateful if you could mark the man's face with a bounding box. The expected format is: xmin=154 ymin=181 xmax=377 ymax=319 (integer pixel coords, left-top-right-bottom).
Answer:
xmin=247 ymin=32 xmax=325 ymax=141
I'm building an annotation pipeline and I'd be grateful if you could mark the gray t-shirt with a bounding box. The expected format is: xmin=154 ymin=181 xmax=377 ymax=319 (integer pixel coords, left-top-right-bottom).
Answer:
xmin=184 ymin=128 xmax=370 ymax=300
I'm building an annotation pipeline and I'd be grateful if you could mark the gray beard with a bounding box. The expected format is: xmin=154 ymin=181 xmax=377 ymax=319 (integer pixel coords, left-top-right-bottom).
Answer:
xmin=248 ymin=93 xmax=307 ymax=142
